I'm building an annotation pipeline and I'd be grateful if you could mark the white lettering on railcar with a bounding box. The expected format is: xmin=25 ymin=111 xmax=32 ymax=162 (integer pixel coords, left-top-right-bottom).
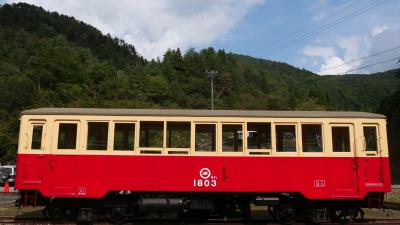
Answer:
xmin=194 ymin=168 xmax=217 ymax=188
xmin=78 ymin=187 xmax=87 ymax=195
xmin=314 ymin=180 xmax=326 ymax=188
xmin=199 ymin=168 xmax=211 ymax=179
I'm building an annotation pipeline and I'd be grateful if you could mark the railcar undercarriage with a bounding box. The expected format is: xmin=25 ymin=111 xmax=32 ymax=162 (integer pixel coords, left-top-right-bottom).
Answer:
xmin=17 ymin=190 xmax=385 ymax=224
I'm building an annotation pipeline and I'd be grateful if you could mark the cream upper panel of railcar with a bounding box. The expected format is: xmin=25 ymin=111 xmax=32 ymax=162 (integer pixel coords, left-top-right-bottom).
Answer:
xmin=18 ymin=108 xmax=388 ymax=157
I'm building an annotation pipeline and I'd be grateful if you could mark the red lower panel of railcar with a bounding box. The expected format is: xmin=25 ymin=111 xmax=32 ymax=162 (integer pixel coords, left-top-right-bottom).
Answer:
xmin=15 ymin=154 xmax=391 ymax=199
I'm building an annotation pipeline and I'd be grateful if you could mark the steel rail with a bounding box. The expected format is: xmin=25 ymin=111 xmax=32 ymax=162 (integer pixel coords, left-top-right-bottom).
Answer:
xmin=0 ymin=216 xmax=400 ymax=224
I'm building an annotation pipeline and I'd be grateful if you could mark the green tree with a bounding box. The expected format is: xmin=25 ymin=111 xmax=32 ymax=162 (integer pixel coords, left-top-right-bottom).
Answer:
xmin=143 ymin=75 xmax=169 ymax=104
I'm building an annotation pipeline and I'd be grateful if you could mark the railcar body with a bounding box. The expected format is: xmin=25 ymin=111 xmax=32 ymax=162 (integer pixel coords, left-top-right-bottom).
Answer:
xmin=15 ymin=108 xmax=391 ymax=223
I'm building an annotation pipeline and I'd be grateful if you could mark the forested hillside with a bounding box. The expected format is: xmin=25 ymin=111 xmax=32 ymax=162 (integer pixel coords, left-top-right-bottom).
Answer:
xmin=379 ymin=71 xmax=400 ymax=182
xmin=0 ymin=2 xmax=399 ymax=182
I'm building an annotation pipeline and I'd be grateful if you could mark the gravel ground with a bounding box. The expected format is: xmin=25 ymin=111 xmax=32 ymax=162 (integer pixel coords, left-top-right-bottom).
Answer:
xmin=386 ymin=187 xmax=400 ymax=202
xmin=363 ymin=188 xmax=400 ymax=219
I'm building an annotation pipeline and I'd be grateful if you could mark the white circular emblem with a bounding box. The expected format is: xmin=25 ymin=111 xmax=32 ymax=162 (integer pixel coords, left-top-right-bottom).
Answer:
xmin=199 ymin=168 xmax=211 ymax=179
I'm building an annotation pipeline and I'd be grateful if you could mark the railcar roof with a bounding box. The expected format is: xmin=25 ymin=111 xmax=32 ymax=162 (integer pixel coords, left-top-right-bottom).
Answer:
xmin=21 ymin=108 xmax=386 ymax=119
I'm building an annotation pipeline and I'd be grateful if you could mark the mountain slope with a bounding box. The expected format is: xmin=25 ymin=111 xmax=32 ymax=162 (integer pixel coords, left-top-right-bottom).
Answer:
xmin=231 ymin=54 xmax=399 ymax=111
xmin=0 ymin=3 xmax=145 ymax=68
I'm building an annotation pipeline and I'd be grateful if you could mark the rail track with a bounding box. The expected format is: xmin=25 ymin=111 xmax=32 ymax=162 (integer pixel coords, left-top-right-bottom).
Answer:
xmin=1 ymin=216 xmax=400 ymax=224
xmin=0 ymin=200 xmax=398 ymax=224
xmin=385 ymin=202 xmax=400 ymax=211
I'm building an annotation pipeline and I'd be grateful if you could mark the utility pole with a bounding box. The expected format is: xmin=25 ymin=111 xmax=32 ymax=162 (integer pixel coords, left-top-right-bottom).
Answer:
xmin=205 ymin=69 xmax=218 ymax=110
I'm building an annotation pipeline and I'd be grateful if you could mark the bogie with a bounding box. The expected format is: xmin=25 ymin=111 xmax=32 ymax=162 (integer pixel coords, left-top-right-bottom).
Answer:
xmin=35 ymin=192 xmax=370 ymax=224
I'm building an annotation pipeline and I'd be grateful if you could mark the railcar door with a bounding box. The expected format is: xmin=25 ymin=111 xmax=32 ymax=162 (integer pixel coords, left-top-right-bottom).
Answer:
xmin=49 ymin=121 xmax=80 ymax=196
xmin=329 ymin=124 xmax=358 ymax=197
xmin=361 ymin=124 xmax=384 ymax=188
xmin=20 ymin=120 xmax=49 ymax=186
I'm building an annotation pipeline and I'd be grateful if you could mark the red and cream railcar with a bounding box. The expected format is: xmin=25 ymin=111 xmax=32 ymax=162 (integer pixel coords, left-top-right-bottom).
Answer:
xmin=15 ymin=108 xmax=391 ymax=223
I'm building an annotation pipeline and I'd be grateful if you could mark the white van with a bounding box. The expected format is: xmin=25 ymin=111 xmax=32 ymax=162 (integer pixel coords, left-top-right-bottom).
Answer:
xmin=0 ymin=165 xmax=16 ymax=186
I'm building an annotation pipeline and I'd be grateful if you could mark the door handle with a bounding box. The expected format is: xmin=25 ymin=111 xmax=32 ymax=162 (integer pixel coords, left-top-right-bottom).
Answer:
xmin=222 ymin=166 xmax=228 ymax=182
xmin=49 ymin=158 xmax=54 ymax=168
xmin=22 ymin=162 xmax=26 ymax=178
xmin=352 ymin=159 xmax=358 ymax=171
xmin=24 ymin=133 xmax=28 ymax=149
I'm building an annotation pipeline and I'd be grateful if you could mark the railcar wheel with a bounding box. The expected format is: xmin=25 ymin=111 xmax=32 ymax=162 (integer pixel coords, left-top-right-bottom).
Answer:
xmin=42 ymin=206 xmax=48 ymax=217
xmin=64 ymin=208 xmax=78 ymax=221
xmin=329 ymin=207 xmax=364 ymax=224
xmin=348 ymin=207 xmax=364 ymax=224
xmin=48 ymin=207 xmax=66 ymax=221
xmin=329 ymin=209 xmax=347 ymax=222
xmin=110 ymin=207 xmax=129 ymax=224
xmin=272 ymin=205 xmax=296 ymax=225
xmin=268 ymin=206 xmax=277 ymax=220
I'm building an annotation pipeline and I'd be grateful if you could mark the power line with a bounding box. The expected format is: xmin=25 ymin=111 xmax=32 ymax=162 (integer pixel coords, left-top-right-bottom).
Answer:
xmin=249 ymin=0 xmax=364 ymax=55
xmin=340 ymin=56 xmax=400 ymax=75
xmin=259 ymin=0 xmax=386 ymax=56
xmin=264 ymin=0 xmax=386 ymax=54
xmin=320 ymin=45 xmax=400 ymax=72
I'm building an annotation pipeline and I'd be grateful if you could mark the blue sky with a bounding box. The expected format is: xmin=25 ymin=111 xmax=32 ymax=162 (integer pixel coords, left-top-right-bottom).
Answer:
xmin=213 ymin=0 xmax=400 ymax=74
xmin=1 ymin=0 xmax=400 ymax=75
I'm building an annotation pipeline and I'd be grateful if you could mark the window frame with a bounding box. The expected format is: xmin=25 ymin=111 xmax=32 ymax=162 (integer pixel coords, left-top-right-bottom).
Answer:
xmin=192 ymin=122 xmax=218 ymax=156
xmin=165 ymin=121 xmax=191 ymax=155
xmin=219 ymin=122 xmax=245 ymax=156
xmin=329 ymin=123 xmax=355 ymax=156
xmin=54 ymin=120 xmax=80 ymax=153
xmin=362 ymin=123 xmax=380 ymax=156
xmin=28 ymin=120 xmax=46 ymax=152
xmin=84 ymin=120 xmax=111 ymax=153
xmin=111 ymin=121 xmax=136 ymax=154
xmin=246 ymin=122 xmax=272 ymax=155
xmin=138 ymin=120 xmax=165 ymax=155
xmin=299 ymin=123 xmax=324 ymax=156
xmin=273 ymin=123 xmax=299 ymax=156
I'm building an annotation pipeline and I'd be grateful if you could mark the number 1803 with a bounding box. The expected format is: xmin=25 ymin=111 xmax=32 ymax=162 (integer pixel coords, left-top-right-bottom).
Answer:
xmin=193 ymin=179 xmax=216 ymax=187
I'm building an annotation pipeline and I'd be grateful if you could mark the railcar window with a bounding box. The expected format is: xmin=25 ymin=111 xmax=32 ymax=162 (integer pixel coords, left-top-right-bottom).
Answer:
xmin=31 ymin=124 xmax=43 ymax=150
xmin=364 ymin=126 xmax=377 ymax=151
xmin=332 ymin=127 xmax=350 ymax=152
xmin=167 ymin=122 xmax=190 ymax=148
xmin=140 ymin=121 xmax=163 ymax=148
xmin=302 ymin=124 xmax=323 ymax=152
xmin=114 ymin=123 xmax=135 ymax=151
xmin=195 ymin=124 xmax=216 ymax=152
xmin=276 ymin=125 xmax=296 ymax=152
xmin=57 ymin=123 xmax=77 ymax=149
xmin=247 ymin=123 xmax=271 ymax=149
xmin=87 ymin=122 xmax=109 ymax=150
xmin=222 ymin=124 xmax=243 ymax=152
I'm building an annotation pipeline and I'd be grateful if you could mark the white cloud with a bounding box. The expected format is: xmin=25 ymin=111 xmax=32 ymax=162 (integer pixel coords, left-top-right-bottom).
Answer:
xmin=372 ymin=25 xmax=388 ymax=37
xmin=320 ymin=57 xmax=351 ymax=75
xmin=8 ymin=0 xmax=264 ymax=59
xmin=302 ymin=28 xmax=400 ymax=75
xmin=336 ymin=36 xmax=363 ymax=61
xmin=299 ymin=0 xmax=400 ymax=75
xmin=303 ymin=45 xmax=335 ymax=59
xmin=302 ymin=45 xmax=352 ymax=75
xmin=301 ymin=32 xmax=399 ymax=75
